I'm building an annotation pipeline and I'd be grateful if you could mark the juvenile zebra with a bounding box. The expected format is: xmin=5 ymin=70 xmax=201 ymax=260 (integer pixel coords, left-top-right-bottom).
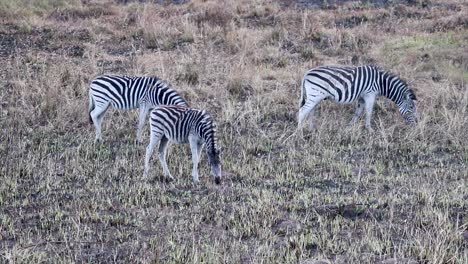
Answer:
xmin=298 ymin=65 xmax=417 ymax=131
xmin=88 ymin=75 xmax=188 ymax=142
xmin=143 ymin=105 xmax=222 ymax=184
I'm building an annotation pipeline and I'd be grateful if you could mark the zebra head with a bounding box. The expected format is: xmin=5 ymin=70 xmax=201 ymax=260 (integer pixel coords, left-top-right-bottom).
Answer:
xmin=399 ymin=90 xmax=417 ymax=125
xmin=208 ymin=148 xmax=222 ymax=184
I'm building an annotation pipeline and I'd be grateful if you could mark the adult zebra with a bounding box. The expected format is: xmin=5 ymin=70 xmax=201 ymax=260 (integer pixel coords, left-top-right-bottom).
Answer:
xmin=88 ymin=75 xmax=188 ymax=142
xmin=298 ymin=65 xmax=417 ymax=131
xmin=143 ymin=105 xmax=222 ymax=184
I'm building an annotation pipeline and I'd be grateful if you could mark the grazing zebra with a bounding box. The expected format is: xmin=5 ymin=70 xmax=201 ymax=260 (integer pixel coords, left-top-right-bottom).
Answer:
xmin=298 ymin=65 xmax=417 ymax=131
xmin=88 ymin=75 xmax=188 ymax=142
xmin=143 ymin=105 xmax=222 ymax=184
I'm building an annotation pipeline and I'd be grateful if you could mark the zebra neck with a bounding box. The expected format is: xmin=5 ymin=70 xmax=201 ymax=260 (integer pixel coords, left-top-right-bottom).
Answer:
xmin=199 ymin=122 xmax=217 ymax=153
xmin=378 ymin=73 xmax=405 ymax=105
xmin=205 ymin=139 xmax=217 ymax=154
xmin=204 ymin=132 xmax=217 ymax=153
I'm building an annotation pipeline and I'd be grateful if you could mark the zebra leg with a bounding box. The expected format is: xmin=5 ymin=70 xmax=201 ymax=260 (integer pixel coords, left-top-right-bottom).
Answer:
xmin=158 ymin=136 xmax=174 ymax=181
xmin=297 ymin=106 xmax=309 ymax=129
xmin=144 ymin=133 xmax=161 ymax=178
xmin=197 ymin=142 xmax=204 ymax=161
xmin=90 ymin=102 xmax=110 ymax=142
xmin=348 ymin=98 xmax=365 ymax=127
xmin=136 ymin=104 xmax=149 ymax=143
xmin=298 ymin=98 xmax=322 ymax=130
xmin=363 ymin=95 xmax=376 ymax=131
xmin=189 ymin=136 xmax=201 ymax=183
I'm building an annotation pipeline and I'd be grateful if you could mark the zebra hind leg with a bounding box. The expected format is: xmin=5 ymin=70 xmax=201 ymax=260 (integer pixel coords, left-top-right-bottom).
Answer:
xmin=298 ymin=98 xmax=321 ymax=131
xmin=136 ymin=104 xmax=149 ymax=144
xmin=90 ymin=102 xmax=110 ymax=142
xmin=158 ymin=136 xmax=174 ymax=181
xmin=144 ymin=133 xmax=162 ymax=178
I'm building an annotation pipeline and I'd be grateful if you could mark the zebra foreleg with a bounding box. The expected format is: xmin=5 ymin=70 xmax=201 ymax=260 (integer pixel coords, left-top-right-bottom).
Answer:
xmin=189 ymin=135 xmax=201 ymax=183
xmin=136 ymin=104 xmax=149 ymax=143
xmin=197 ymin=142 xmax=204 ymax=161
xmin=90 ymin=102 xmax=110 ymax=142
xmin=348 ymin=98 xmax=365 ymax=127
xmin=363 ymin=95 xmax=376 ymax=131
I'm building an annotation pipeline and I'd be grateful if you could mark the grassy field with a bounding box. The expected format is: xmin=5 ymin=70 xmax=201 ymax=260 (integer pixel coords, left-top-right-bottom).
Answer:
xmin=0 ymin=0 xmax=467 ymax=263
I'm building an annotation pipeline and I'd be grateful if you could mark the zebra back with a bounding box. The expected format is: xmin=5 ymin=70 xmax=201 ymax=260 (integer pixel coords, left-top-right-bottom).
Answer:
xmin=90 ymin=75 xmax=187 ymax=109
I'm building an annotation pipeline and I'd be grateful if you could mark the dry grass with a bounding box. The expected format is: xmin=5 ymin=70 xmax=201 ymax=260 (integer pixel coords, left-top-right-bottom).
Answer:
xmin=0 ymin=0 xmax=467 ymax=263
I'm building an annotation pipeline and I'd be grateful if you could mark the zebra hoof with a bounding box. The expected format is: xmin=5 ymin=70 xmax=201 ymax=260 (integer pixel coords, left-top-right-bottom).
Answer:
xmin=214 ymin=177 xmax=221 ymax=185
xmin=165 ymin=176 xmax=175 ymax=183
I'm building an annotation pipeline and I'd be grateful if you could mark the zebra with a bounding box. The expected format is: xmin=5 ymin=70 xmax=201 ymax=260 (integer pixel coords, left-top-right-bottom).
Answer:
xmin=88 ymin=75 xmax=188 ymax=142
xmin=143 ymin=105 xmax=222 ymax=184
xmin=298 ymin=65 xmax=417 ymax=131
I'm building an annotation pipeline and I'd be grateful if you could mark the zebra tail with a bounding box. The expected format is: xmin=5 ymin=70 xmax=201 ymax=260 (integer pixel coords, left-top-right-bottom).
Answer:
xmin=88 ymin=92 xmax=94 ymax=124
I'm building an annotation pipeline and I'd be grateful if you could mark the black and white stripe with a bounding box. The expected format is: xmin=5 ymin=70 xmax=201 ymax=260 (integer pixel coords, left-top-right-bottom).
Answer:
xmin=298 ymin=65 xmax=417 ymax=130
xmin=143 ymin=105 xmax=221 ymax=184
xmin=88 ymin=75 xmax=188 ymax=142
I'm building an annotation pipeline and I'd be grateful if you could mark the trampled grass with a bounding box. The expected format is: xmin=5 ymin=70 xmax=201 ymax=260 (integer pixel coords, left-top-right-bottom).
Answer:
xmin=0 ymin=0 xmax=467 ymax=263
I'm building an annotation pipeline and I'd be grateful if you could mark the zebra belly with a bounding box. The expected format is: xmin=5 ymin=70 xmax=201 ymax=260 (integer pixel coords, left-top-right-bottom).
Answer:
xmin=110 ymin=103 xmax=139 ymax=110
xmin=167 ymin=136 xmax=189 ymax=145
xmin=164 ymin=131 xmax=190 ymax=144
xmin=330 ymin=90 xmax=364 ymax=104
xmin=331 ymin=98 xmax=355 ymax=104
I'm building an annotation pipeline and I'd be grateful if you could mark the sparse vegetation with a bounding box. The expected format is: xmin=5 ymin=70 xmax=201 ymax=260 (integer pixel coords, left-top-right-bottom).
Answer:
xmin=0 ymin=0 xmax=467 ymax=263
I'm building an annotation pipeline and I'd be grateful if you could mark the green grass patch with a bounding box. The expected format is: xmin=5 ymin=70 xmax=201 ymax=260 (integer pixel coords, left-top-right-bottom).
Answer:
xmin=382 ymin=30 xmax=468 ymax=83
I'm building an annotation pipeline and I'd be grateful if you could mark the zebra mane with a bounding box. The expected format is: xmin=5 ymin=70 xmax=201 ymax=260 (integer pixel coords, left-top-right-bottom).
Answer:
xmin=407 ymin=89 xmax=417 ymax=100
xmin=146 ymin=76 xmax=168 ymax=87
xmin=153 ymin=79 xmax=170 ymax=89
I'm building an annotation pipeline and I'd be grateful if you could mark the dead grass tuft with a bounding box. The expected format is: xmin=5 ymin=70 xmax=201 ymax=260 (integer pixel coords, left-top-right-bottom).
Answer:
xmin=176 ymin=63 xmax=200 ymax=86
xmin=48 ymin=4 xmax=115 ymax=21
xmin=140 ymin=5 xmax=195 ymax=50
xmin=226 ymin=76 xmax=254 ymax=101
xmin=191 ymin=1 xmax=234 ymax=30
